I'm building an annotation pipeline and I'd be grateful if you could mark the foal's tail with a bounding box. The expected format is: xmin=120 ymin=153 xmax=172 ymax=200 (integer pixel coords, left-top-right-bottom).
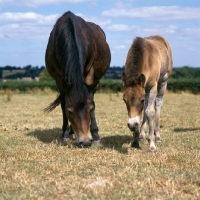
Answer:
xmin=44 ymin=93 xmax=62 ymax=113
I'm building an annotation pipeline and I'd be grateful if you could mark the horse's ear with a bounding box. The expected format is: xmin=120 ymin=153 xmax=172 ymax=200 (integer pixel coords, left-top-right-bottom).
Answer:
xmin=86 ymin=81 xmax=99 ymax=93
xmin=122 ymin=72 xmax=126 ymax=86
xmin=139 ymin=74 xmax=145 ymax=88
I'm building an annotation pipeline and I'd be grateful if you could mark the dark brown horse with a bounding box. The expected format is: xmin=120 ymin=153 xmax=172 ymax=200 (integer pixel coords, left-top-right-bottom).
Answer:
xmin=123 ymin=35 xmax=172 ymax=151
xmin=45 ymin=11 xmax=111 ymax=147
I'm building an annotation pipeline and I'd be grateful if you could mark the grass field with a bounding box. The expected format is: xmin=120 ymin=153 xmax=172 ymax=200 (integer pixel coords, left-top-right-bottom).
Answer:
xmin=0 ymin=92 xmax=200 ymax=199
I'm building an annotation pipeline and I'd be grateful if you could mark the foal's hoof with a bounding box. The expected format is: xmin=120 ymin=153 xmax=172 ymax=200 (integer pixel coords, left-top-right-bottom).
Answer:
xmin=92 ymin=139 xmax=101 ymax=145
xmin=155 ymin=137 xmax=162 ymax=143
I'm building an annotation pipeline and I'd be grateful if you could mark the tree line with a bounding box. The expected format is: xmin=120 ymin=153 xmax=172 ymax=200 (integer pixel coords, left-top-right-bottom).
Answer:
xmin=0 ymin=65 xmax=200 ymax=80
xmin=0 ymin=65 xmax=45 ymax=80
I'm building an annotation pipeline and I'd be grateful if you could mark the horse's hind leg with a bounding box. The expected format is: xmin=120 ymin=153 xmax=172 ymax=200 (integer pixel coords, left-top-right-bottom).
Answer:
xmin=155 ymin=81 xmax=167 ymax=142
xmin=61 ymin=94 xmax=73 ymax=145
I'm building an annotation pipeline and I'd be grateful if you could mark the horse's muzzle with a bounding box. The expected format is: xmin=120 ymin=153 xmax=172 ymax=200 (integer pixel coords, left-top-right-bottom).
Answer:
xmin=79 ymin=141 xmax=92 ymax=148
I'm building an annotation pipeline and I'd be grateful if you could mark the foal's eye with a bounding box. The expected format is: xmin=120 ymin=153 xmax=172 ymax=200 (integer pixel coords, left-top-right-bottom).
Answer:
xmin=141 ymin=98 xmax=145 ymax=104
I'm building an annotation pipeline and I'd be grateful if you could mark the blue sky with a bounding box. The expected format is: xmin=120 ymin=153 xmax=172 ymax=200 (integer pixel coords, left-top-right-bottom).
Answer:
xmin=0 ymin=0 xmax=200 ymax=68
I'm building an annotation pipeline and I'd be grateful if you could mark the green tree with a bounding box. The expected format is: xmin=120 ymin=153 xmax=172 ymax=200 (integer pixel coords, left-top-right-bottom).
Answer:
xmin=171 ymin=66 xmax=200 ymax=79
xmin=39 ymin=68 xmax=53 ymax=81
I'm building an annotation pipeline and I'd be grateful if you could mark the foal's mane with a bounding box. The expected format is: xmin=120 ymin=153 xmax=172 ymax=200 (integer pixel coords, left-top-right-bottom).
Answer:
xmin=124 ymin=37 xmax=145 ymax=86
xmin=55 ymin=12 xmax=88 ymax=106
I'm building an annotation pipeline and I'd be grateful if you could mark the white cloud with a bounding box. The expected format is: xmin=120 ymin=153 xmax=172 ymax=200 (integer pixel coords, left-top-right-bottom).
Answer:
xmin=0 ymin=0 xmax=95 ymax=8
xmin=77 ymin=14 xmax=111 ymax=26
xmin=0 ymin=12 xmax=111 ymax=40
xmin=0 ymin=12 xmax=59 ymax=24
xmin=107 ymin=24 xmax=133 ymax=32
xmin=138 ymin=25 xmax=178 ymax=35
xmin=105 ymin=23 xmax=178 ymax=35
xmin=102 ymin=3 xmax=200 ymax=21
xmin=0 ymin=12 xmax=60 ymax=40
xmin=115 ymin=45 xmax=126 ymax=49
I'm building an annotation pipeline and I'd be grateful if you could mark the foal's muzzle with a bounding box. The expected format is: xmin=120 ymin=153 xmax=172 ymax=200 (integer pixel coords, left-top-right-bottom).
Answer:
xmin=127 ymin=122 xmax=139 ymax=132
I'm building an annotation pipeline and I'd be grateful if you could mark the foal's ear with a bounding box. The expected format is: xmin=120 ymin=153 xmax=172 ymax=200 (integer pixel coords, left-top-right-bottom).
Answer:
xmin=122 ymin=72 xmax=126 ymax=86
xmin=139 ymin=74 xmax=145 ymax=88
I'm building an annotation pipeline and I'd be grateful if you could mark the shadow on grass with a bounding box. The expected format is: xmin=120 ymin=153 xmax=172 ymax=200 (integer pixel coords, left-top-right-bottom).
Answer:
xmin=101 ymin=135 xmax=133 ymax=154
xmin=27 ymin=129 xmax=134 ymax=154
xmin=26 ymin=128 xmax=62 ymax=143
xmin=174 ymin=127 xmax=200 ymax=132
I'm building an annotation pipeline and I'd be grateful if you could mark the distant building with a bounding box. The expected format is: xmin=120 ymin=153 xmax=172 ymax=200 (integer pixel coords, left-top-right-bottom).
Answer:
xmin=21 ymin=77 xmax=33 ymax=81
xmin=2 ymin=69 xmax=26 ymax=79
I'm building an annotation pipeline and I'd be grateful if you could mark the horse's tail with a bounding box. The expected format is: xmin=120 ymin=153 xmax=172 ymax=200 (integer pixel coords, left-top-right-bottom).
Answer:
xmin=44 ymin=93 xmax=62 ymax=113
xmin=54 ymin=12 xmax=87 ymax=105
xmin=161 ymin=37 xmax=173 ymax=75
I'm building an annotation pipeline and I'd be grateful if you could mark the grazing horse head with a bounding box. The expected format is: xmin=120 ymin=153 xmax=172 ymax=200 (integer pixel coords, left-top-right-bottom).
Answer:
xmin=123 ymin=73 xmax=146 ymax=132
xmin=64 ymin=82 xmax=98 ymax=147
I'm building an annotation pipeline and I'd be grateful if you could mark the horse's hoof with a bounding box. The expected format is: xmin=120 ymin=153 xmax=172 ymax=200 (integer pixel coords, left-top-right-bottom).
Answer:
xmin=62 ymin=137 xmax=71 ymax=145
xmin=92 ymin=139 xmax=101 ymax=145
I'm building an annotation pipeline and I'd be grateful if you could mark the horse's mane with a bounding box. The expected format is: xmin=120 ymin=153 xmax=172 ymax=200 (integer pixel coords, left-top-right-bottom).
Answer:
xmin=54 ymin=12 xmax=88 ymax=106
xmin=123 ymin=37 xmax=145 ymax=86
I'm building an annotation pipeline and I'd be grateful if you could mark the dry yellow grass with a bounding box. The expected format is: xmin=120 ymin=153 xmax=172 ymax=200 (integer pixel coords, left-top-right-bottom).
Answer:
xmin=0 ymin=92 xmax=200 ymax=199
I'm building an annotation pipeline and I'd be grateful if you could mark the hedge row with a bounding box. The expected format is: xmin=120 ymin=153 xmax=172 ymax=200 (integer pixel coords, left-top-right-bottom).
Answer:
xmin=0 ymin=81 xmax=58 ymax=92
xmin=167 ymin=79 xmax=200 ymax=94
xmin=0 ymin=79 xmax=200 ymax=94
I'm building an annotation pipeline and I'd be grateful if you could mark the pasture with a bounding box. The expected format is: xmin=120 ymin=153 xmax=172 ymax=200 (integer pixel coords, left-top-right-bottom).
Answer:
xmin=0 ymin=92 xmax=200 ymax=199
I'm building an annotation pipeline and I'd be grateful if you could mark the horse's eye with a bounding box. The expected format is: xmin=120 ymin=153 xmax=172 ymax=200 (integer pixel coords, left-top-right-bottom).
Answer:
xmin=68 ymin=111 xmax=73 ymax=115
xmin=67 ymin=109 xmax=73 ymax=115
xmin=141 ymin=98 xmax=145 ymax=104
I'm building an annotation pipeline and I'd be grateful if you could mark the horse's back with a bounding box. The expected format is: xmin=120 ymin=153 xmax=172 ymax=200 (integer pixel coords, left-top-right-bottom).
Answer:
xmin=124 ymin=35 xmax=172 ymax=90
xmin=45 ymin=11 xmax=111 ymax=91
xmin=144 ymin=35 xmax=173 ymax=78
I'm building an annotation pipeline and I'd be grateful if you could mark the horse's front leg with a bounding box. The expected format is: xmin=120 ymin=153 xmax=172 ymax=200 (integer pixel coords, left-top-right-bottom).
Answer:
xmin=139 ymin=94 xmax=148 ymax=140
xmin=61 ymin=94 xmax=73 ymax=145
xmin=90 ymin=95 xmax=101 ymax=145
xmin=145 ymin=87 xmax=157 ymax=152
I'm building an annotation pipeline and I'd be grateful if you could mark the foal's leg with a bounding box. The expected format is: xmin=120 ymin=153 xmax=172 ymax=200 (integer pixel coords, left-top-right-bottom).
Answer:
xmin=139 ymin=94 xmax=148 ymax=140
xmin=155 ymin=81 xmax=167 ymax=142
xmin=61 ymin=94 xmax=73 ymax=144
xmin=131 ymin=130 xmax=140 ymax=148
xmin=90 ymin=94 xmax=101 ymax=145
xmin=145 ymin=85 xmax=157 ymax=151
